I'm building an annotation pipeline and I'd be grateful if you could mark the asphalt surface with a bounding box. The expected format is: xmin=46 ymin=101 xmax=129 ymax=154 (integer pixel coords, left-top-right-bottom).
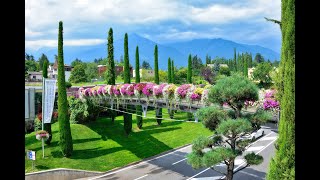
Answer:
xmin=85 ymin=123 xmax=278 ymax=180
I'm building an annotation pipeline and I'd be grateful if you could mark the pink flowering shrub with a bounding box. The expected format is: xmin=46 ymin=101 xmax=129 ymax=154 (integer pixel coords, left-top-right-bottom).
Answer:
xmin=153 ymin=83 xmax=167 ymax=98
xmin=142 ymin=83 xmax=155 ymax=97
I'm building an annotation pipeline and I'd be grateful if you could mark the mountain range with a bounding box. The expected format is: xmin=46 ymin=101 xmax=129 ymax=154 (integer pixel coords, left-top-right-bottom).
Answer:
xmin=27 ymin=33 xmax=280 ymax=70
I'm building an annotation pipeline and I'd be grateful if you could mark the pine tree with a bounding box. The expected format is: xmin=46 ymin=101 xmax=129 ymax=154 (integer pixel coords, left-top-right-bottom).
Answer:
xmin=171 ymin=60 xmax=175 ymax=84
xmin=123 ymin=33 xmax=132 ymax=136
xmin=106 ymin=28 xmax=116 ymax=123
xmin=57 ymin=21 xmax=73 ymax=157
xmin=154 ymin=45 xmax=162 ymax=125
xmin=187 ymin=54 xmax=192 ymax=83
xmin=42 ymin=60 xmax=52 ymax=145
xmin=135 ymin=46 xmax=143 ymax=129
xmin=168 ymin=58 xmax=172 ymax=83
xmin=267 ymin=0 xmax=295 ymax=179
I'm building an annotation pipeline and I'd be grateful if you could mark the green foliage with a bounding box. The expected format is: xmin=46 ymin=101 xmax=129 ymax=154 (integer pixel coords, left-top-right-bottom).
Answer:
xmin=208 ymin=73 xmax=259 ymax=116
xmin=65 ymin=81 xmax=72 ymax=88
xmin=38 ymin=53 xmax=49 ymax=72
xmin=85 ymin=62 xmax=98 ymax=81
xmin=34 ymin=117 xmax=42 ymax=132
xmin=168 ymin=58 xmax=172 ymax=83
xmin=25 ymin=60 xmax=39 ymax=73
xmin=219 ymin=66 xmax=230 ymax=76
xmin=175 ymin=67 xmax=187 ymax=84
xmin=57 ymin=21 xmax=73 ymax=157
xmin=106 ymin=28 xmax=115 ymax=85
xmin=191 ymin=135 xmax=211 ymax=153
xmin=253 ymin=62 xmax=273 ymax=87
xmin=203 ymin=147 xmax=237 ymax=167
xmin=159 ymin=70 xmax=167 ymax=83
xmin=187 ymin=152 xmax=203 ymax=169
xmin=171 ymin=60 xmax=175 ymax=84
xmin=136 ymin=105 xmax=143 ymax=129
xmin=154 ymin=45 xmax=159 ymax=84
xmin=254 ymin=53 xmax=265 ymax=63
xmin=69 ymin=64 xmax=87 ymax=83
xmin=141 ymin=60 xmax=152 ymax=70
xmin=42 ymin=59 xmax=48 ymax=78
xmin=123 ymin=33 xmax=132 ymax=135
xmin=196 ymin=106 xmax=227 ymax=131
xmin=267 ymin=0 xmax=295 ymax=179
xmin=192 ymin=55 xmax=204 ymax=76
xmin=71 ymin=58 xmax=83 ymax=67
xmin=135 ymin=46 xmax=140 ymax=83
xmin=236 ymin=139 xmax=251 ymax=151
xmin=244 ymin=153 xmax=263 ymax=165
xmin=187 ymin=54 xmax=192 ymax=83
xmin=216 ymin=118 xmax=252 ymax=137
xmin=249 ymin=109 xmax=273 ymax=130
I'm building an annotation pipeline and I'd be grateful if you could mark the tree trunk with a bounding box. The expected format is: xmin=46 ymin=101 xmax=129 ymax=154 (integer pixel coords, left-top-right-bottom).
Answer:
xmin=235 ymin=109 xmax=241 ymax=118
xmin=226 ymin=159 xmax=235 ymax=180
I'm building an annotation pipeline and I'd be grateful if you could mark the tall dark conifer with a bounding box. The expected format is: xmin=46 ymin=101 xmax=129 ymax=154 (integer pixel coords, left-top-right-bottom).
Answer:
xmin=123 ymin=33 xmax=132 ymax=136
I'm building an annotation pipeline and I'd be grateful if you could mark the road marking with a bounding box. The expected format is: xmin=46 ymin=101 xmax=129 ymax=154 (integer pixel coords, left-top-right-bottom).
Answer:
xmin=193 ymin=176 xmax=223 ymax=180
xmin=246 ymin=146 xmax=264 ymax=152
xmin=133 ymin=174 xmax=148 ymax=180
xmin=238 ymin=170 xmax=263 ymax=179
xmin=189 ymin=132 xmax=278 ymax=180
xmin=259 ymin=136 xmax=277 ymax=141
xmin=88 ymin=145 xmax=192 ymax=179
xmin=234 ymin=159 xmax=245 ymax=166
xmin=172 ymin=158 xmax=187 ymax=165
xmin=220 ymin=136 xmax=278 ymax=179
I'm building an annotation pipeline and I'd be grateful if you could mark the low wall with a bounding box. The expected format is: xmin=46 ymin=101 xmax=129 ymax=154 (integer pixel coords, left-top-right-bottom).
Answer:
xmin=25 ymin=168 xmax=103 ymax=180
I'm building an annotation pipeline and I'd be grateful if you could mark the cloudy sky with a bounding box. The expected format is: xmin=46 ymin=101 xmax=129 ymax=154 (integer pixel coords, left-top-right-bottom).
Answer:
xmin=26 ymin=0 xmax=281 ymax=52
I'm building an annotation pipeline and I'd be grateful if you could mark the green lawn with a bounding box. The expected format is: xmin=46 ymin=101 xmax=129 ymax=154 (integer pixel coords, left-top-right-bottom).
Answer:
xmin=25 ymin=109 xmax=212 ymax=173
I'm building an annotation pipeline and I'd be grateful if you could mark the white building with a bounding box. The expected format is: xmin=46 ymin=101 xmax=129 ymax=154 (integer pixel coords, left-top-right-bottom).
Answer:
xmin=133 ymin=69 xmax=154 ymax=78
xmin=48 ymin=60 xmax=72 ymax=82
xmin=27 ymin=71 xmax=42 ymax=81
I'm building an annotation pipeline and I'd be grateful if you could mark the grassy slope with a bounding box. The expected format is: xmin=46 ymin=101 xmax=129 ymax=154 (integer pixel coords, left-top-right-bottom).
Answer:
xmin=25 ymin=109 xmax=212 ymax=173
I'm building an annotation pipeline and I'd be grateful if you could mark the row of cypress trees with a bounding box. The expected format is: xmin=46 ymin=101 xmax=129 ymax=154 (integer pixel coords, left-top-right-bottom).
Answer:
xmin=167 ymin=58 xmax=175 ymax=83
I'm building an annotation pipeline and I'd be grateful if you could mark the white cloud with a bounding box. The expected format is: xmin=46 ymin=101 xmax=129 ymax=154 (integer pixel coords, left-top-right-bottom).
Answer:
xmin=25 ymin=39 xmax=105 ymax=51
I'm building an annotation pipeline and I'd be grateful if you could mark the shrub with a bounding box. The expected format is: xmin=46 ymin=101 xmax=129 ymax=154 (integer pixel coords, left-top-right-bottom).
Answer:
xmin=65 ymin=81 xmax=72 ymax=88
xmin=34 ymin=117 xmax=42 ymax=131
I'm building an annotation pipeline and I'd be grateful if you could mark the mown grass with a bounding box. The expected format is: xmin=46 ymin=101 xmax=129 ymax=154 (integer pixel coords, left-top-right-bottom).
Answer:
xmin=25 ymin=109 xmax=212 ymax=173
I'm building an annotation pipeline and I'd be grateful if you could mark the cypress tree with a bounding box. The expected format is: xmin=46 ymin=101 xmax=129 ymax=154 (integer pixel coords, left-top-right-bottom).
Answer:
xmin=154 ymin=45 xmax=162 ymax=125
xmin=123 ymin=33 xmax=132 ymax=136
xmin=233 ymin=48 xmax=237 ymax=71
xmin=187 ymin=54 xmax=192 ymax=83
xmin=171 ymin=60 xmax=175 ymax=84
xmin=42 ymin=60 xmax=52 ymax=145
xmin=249 ymin=53 xmax=253 ymax=68
xmin=57 ymin=21 xmax=73 ymax=157
xmin=267 ymin=0 xmax=295 ymax=179
xmin=106 ymin=28 xmax=116 ymax=123
xmin=135 ymin=46 xmax=143 ymax=129
xmin=243 ymin=55 xmax=248 ymax=77
xmin=168 ymin=58 xmax=172 ymax=83
xmin=154 ymin=45 xmax=159 ymax=84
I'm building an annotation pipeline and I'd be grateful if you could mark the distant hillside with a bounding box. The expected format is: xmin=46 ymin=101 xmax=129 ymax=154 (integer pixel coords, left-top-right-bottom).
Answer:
xmin=27 ymin=34 xmax=279 ymax=70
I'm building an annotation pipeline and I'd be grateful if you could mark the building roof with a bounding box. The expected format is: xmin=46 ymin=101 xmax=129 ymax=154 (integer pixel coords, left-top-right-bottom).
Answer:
xmin=28 ymin=71 xmax=42 ymax=75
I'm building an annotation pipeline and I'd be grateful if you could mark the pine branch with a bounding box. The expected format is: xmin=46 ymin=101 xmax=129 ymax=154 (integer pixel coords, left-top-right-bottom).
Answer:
xmin=264 ymin=17 xmax=281 ymax=28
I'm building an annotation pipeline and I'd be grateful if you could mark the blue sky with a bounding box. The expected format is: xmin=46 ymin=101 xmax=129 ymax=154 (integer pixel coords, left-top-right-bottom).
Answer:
xmin=26 ymin=0 xmax=281 ymax=53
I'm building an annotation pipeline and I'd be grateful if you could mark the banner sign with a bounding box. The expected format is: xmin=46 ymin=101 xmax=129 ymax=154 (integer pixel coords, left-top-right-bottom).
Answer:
xmin=43 ymin=79 xmax=57 ymax=123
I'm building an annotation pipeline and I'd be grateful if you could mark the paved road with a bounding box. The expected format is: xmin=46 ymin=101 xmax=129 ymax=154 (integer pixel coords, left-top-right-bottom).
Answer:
xmin=85 ymin=123 xmax=278 ymax=180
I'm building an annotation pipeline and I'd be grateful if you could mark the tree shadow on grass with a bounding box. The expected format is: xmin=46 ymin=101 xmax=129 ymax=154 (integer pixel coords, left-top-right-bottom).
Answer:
xmin=85 ymin=116 xmax=182 ymax=160
xmin=35 ymin=165 xmax=50 ymax=170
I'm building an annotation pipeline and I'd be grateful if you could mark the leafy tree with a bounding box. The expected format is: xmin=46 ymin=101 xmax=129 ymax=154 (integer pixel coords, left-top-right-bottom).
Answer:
xmin=171 ymin=60 xmax=175 ymax=84
xmin=176 ymin=67 xmax=188 ymax=84
xmin=25 ymin=53 xmax=35 ymax=61
xmin=200 ymin=66 xmax=216 ymax=84
xmin=71 ymin=58 xmax=83 ymax=67
xmin=187 ymin=74 xmax=268 ymax=180
xmin=85 ymin=62 xmax=98 ymax=81
xmin=252 ymin=62 xmax=273 ymax=88
xmin=69 ymin=64 xmax=87 ymax=83
xmin=141 ymin=60 xmax=152 ymax=69
xmin=254 ymin=53 xmax=265 ymax=63
xmin=192 ymin=55 xmax=203 ymax=76
xmin=167 ymin=58 xmax=172 ymax=83
xmin=38 ymin=53 xmax=49 ymax=71
xmin=267 ymin=0 xmax=295 ymax=179
xmin=154 ymin=45 xmax=162 ymax=125
xmin=219 ymin=66 xmax=230 ymax=76
xmin=187 ymin=54 xmax=192 ymax=83
xmin=206 ymin=54 xmax=211 ymax=65
xmin=25 ymin=60 xmax=39 ymax=73
xmin=57 ymin=21 xmax=73 ymax=157
xmin=123 ymin=33 xmax=132 ymax=136
xmin=159 ymin=70 xmax=167 ymax=83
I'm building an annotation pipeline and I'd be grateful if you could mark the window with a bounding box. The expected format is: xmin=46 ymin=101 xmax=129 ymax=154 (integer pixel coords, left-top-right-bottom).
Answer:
xmin=33 ymin=76 xmax=36 ymax=79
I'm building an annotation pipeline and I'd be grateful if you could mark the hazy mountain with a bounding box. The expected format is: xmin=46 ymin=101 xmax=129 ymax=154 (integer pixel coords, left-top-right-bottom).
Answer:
xmin=27 ymin=34 xmax=279 ymax=70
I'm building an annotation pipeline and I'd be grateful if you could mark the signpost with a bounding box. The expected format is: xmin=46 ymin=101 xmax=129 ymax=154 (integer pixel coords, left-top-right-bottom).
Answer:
xmin=41 ymin=78 xmax=57 ymax=158
xmin=27 ymin=150 xmax=36 ymax=170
